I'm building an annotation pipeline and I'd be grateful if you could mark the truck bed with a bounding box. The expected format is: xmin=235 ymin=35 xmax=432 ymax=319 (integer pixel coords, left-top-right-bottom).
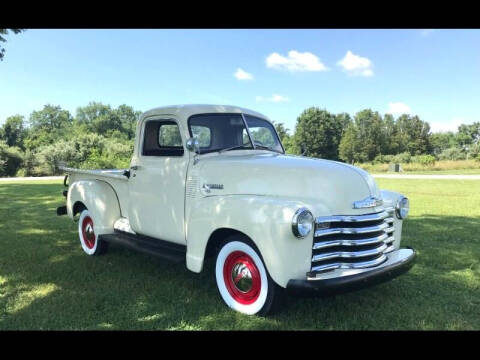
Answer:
xmin=59 ymin=166 xmax=129 ymax=181
xmin=60 ymin=166 xmax=131 ymax=218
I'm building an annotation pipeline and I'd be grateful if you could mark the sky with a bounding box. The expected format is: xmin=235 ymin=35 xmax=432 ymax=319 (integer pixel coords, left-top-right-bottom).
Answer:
xmin=1 ymin=29 xmax=479 ymax=134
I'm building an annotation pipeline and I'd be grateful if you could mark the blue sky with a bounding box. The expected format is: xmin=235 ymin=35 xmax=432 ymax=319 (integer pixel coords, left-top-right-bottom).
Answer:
xmin=1 ymin=29 xmax=479 ymax=133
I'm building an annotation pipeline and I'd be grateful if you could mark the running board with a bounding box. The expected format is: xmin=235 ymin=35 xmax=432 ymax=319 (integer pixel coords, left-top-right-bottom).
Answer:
xmin=99 ymin=230 xmax=186 ymax=264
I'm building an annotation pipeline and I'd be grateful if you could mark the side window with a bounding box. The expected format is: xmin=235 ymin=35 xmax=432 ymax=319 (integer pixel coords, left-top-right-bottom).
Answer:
xmin=191 ymin=125 xmax=211 ymax=148
xmin=143 ymin=120 xmax=184 ymax=156
xmin=159 ymin=123 xmax=182 ymax=147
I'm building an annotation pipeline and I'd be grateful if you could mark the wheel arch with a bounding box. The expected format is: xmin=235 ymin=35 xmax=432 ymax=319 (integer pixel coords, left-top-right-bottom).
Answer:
xmin=72 ymin=201 xmax=87 ymax=216
xmin=204 ymin=228 xmax=253 ymax=259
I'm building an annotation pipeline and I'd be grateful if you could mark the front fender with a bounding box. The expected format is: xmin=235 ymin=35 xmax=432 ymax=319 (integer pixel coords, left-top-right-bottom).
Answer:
xmin=186 ymin=195 xmax=326 ymax=288
xmin=67 ymin=180 xmax=121 ymax=235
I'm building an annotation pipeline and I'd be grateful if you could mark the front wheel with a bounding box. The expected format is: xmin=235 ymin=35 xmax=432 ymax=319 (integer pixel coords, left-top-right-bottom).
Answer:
xmin=215 ymin=237 xmax=279 ymax=316
xmin=78 ymin=209 xmax=109 ymax=256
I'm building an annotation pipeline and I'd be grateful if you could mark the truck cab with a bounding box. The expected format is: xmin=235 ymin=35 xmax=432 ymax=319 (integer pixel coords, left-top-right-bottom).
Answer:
xmin=58 ymin=104 xmax=415 ymax=316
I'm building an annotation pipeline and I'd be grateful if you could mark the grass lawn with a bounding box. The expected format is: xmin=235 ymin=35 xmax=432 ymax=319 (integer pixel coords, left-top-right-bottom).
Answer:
xmin=0 ymin=179 xmax=479 ymax=330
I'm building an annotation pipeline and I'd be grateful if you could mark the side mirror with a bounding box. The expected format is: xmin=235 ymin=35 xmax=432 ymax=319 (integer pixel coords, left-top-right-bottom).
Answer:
xmin=186 ymin=137 xmax=200 ymax=153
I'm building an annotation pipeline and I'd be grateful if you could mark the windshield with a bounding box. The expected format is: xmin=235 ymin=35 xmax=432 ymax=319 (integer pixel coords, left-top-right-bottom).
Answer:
xmin=188 ymin=113 xmax=284 ymax=155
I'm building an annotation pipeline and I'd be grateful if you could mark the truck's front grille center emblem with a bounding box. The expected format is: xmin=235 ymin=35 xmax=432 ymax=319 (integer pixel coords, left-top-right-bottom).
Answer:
xmin=353 ymin=196 xmax=383 ymax=209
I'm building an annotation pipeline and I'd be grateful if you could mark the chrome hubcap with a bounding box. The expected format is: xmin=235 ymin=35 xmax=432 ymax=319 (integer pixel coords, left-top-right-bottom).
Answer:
xmin=231 ymin=263 xmax=253 ymax=293
xmin=85 ymin=223 xmax=94 ymax=241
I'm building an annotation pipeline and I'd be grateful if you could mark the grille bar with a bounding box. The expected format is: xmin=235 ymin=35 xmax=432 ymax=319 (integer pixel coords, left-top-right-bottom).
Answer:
xmin=310 ymin=209 xmax=395 ymax=275
xmin=312 ymin=233 xmax=389 ymax=250
xmin=314 ymin=222 xmax=392 ymax=237
xmin=315 ymin=210 xmax=390 ymax=224
xmin=311 ymin=254 xmax=388 ymax=273
xmin=312 ymin=243 xmax=388 ymax=263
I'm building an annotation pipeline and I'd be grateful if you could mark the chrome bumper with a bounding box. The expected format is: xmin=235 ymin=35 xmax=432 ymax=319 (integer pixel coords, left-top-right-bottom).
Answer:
xmin=286 ymin=247 xmax=416 ymax=296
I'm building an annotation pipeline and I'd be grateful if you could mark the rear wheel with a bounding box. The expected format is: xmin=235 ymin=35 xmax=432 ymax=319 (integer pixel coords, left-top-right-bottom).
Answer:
xmin=78 ymin=209 xmax=108 ymax=256
xmin=215 ymin=236 xmax=280 ymax=316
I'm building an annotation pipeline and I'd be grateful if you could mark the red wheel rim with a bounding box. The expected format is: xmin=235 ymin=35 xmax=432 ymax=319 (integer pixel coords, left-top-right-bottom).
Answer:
xmin=223 ymin=251 xmax=261 ymax=305
xmin=81 ymin=216 xmax=96 ymax=249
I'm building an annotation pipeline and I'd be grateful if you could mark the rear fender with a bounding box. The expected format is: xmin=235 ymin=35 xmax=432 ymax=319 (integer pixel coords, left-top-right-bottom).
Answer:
xmin=67 ymin=180 xmax=121 ymax=235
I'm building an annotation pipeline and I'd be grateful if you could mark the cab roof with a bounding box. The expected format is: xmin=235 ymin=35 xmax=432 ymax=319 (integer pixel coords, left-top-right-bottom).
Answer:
xmin=141 ymin=104 xmax=271 ymax=123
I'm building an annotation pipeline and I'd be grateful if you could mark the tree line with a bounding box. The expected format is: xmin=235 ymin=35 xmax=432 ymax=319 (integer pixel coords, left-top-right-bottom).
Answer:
xmin=0 ymin=103 xmax=140 ymax=176
xmin=277 ymin=107 xmax=480 ymax=165
xmin=1 ymin=103 xmax=479 ymax=177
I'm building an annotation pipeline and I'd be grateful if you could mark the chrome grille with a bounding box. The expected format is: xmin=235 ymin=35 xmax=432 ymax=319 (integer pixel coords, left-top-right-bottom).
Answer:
xmin=310 ymin=208 xmax=395 ymax=274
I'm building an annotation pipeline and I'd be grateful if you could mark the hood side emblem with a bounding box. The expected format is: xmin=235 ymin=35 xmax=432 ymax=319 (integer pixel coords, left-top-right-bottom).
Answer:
xmin=353 ymin=196 xmax=383 ymax=209
xmin=201 ymin=183 xmax=224 ymax=194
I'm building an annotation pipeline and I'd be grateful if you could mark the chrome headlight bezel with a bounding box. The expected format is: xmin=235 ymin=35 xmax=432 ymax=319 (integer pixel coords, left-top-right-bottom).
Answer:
xmin=292 ymin=207 xmax=314 ymax=238
xmin=395 ymin=196 xmax=409 ymax=219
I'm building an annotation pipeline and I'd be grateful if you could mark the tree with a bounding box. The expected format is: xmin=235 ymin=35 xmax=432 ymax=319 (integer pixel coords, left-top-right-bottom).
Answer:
xmin=115 ymin=104 xmax=142 ymax=139
xmin=1 ymin=115 xmax=26 ymax=149
xmin=383 ymin=113 xmax=399 ymax=154
xmin=430 ymin=132 xmax=457 ymax=156
xmin=75 ymin=102 xmax=122 ymax=136
xmin=26 ymin=104 xmax=73 ymax=150
xmin=339 ymin=122 xmax=362 ymax=164
xmin=457 ymin=122 xmax=480 ymax=146
xmin=395 ymin=114 xmax=432 ymax=155
xmin=353 ymin=109 xmax=385 ymax=161
xmin=29 ymin=104 xmax=73 ymax=131
xmin=0 ymin=29 xmax=25 ymax=61
xmin=334 ymin=112 xmax=353 ymax=136
xmin=272 ymin=121 xmax=290 ymax=143
xmin=293 ymin=107 xmax=343 ymax=160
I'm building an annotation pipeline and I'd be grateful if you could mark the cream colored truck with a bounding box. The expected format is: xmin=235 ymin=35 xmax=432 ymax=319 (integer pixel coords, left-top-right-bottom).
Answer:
xmin=57 ymin=104 xmax=415 ymax=315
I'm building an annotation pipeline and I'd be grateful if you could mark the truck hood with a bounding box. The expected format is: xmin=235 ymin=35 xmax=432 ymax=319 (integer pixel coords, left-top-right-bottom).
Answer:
xmin=190 ymin=152 xmax=382 ymax=215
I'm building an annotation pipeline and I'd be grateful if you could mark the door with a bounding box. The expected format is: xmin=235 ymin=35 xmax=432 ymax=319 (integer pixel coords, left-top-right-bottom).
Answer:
xmin=128 ymin=118 xmax=189 ymax=245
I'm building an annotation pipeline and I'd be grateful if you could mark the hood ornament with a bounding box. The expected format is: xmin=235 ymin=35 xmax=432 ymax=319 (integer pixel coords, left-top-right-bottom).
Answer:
xmin=353 ymin=196 xmax=383 ymax=209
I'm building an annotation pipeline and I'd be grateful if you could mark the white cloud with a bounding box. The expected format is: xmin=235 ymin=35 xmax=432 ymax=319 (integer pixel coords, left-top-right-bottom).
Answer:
xmin=387 ymin=102 xmax=411 ymax=115
xmin=337 ymin=50 xmax=374 ymax=77
xmin=234 ymin=68 xmax=254 ymax=80
xmin=266 ymin=50 xmax=328 ymax=72
xmin=256 ymin=94 xmax=290 ymax=103
xmin=429 ymin=118 xmax=464 ymax=133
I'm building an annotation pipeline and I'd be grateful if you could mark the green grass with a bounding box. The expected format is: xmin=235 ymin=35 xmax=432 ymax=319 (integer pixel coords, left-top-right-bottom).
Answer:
xmin=1 ymin=179 xmax=479 ymax=330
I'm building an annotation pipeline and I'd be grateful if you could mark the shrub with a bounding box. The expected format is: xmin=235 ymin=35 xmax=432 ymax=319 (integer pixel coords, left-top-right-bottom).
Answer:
xmin=411 ymin=154 xmax=436 ymax=166
xmin=0 ymin=141 xmax=24 ymax=177
xmin=468 ymin=143 xmax=480 ymax=160
xmin=438 ymin=147 xmax=466 ymax=161
xmin=373 ymin=154 xmax=395 ymax=164
xmin=16 ymin=168 xmax=27 ymax=177
xmin=392 ymin=152 xmax=411 ymax=164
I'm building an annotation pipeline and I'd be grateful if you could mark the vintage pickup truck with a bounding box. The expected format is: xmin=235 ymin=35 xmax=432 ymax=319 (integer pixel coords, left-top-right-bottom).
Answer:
xmin=57 ymin=104 xmax=415 ymax=315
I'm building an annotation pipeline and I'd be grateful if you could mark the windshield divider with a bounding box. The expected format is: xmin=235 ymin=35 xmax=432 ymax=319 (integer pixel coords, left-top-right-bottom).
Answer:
xmin=241 ymin=113 xmax=256 ymax=151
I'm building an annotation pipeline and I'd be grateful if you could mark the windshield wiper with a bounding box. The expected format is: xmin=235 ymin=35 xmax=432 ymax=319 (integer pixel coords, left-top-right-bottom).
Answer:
xmin=218 ymin=145 xmax=252 ymax=154
xmin=253 ymin=144 xmax=282 ymax=154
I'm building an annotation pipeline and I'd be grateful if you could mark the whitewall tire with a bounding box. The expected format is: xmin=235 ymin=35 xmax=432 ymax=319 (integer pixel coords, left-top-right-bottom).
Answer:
xmin=78 ymin=209 xmax=108 ymax=256
xmin=215 ymin=237 xmax=278 ymax=316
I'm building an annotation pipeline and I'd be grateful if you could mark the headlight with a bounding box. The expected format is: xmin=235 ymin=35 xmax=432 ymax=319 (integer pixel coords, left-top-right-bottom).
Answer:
xmin=395 ymin=196 xmax=409 ymax=219
xmin=292 ymin=207 xmax=314 ymax=238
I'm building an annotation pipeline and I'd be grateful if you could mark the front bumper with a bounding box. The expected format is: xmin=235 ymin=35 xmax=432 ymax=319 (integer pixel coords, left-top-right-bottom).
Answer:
xmin=286 ymin=247 xmax=416 ymax=296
